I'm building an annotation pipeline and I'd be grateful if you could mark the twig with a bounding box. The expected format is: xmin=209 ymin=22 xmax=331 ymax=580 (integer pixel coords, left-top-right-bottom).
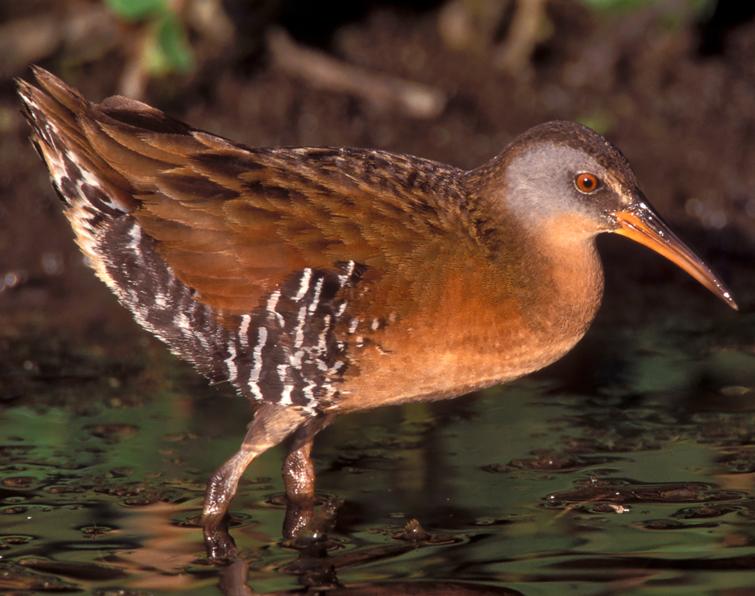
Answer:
xmin=437 ymin=0 xmax=510 ymax=53
xmin=266 ymin=28 xmax=446 ymax=120
xmin=495 ymin=0 xmax=549 ymax=75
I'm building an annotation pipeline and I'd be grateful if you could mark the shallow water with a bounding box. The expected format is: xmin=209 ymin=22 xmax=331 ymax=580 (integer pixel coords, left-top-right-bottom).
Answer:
xmin=0 ymin=274 xmax=753 ymax=594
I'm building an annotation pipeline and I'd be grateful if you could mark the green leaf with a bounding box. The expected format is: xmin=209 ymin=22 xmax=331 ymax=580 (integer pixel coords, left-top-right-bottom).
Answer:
xmin=580 ymin=0 xmax=650 ymax=11
xmin=144 ymin=12 xmax=194 ymax=75
xmin=580 ymin=0 xmax=715 ymax=17
xmin=105 ymin=0 xmax=167 ymax=21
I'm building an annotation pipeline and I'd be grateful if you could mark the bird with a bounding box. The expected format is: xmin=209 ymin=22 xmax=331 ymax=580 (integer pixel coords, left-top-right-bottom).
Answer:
xmin=17 ymin=67 xmax=737 ymax=558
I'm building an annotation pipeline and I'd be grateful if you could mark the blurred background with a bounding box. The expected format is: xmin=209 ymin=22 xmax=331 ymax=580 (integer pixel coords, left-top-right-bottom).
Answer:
xmin=0 ymin=0 xmax=754 ymax=593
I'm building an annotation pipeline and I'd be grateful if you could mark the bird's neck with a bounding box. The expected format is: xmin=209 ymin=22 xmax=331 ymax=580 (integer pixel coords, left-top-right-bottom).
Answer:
xmin=439 ymin=183 xmax=606 ymax=380
xmin=463 ymin=165 xmax=606 ymax=342
xmin=515 ymin=216 xmax=605 ymax=336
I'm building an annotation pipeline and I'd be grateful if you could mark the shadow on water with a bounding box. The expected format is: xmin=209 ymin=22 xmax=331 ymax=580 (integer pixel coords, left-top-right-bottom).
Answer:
xmin=0 ymin=265 xmax=754 ymax=594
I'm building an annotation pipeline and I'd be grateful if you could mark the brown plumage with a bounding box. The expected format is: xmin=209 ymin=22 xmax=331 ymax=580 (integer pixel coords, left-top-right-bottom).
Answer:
xmin=17 ymin=67 xmax=735 ymax=559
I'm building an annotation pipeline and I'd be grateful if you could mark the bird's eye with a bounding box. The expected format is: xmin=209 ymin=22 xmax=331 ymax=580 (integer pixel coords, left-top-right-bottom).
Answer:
xmin=574 ymin=172 xmax=600 ymax=194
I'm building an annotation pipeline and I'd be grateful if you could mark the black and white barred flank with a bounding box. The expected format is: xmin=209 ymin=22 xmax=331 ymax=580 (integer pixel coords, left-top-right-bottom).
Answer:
xmin=98 ymin=216 xmax=365 ymax=414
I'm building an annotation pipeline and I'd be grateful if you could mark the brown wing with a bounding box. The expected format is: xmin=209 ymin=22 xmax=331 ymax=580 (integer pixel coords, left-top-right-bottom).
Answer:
xmin=95 ymin=118 xmax=470 ymax=313
xmin=18 ymin=68 xmax=473 ymax=413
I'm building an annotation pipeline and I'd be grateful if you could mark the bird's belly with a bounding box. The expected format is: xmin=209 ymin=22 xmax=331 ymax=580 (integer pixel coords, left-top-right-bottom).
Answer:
xmin=333 ymin=314 xmax=589 ymax=412
xmin=335 ymin=252 xmax=603 ymax=412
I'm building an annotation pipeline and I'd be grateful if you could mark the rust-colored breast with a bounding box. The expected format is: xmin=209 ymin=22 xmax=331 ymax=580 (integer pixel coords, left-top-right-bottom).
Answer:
xmin=333 ymin=229 xmax=605 ymax=411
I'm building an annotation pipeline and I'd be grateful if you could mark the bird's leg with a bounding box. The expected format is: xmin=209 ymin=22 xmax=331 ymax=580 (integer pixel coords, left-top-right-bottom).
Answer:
xmin=282 ymin=414 xmax=334 ymax=541
xmin=203 ymin=403 xmax=307 ymax=562
xmin=282 ymin=440 xmax=316 ymax=540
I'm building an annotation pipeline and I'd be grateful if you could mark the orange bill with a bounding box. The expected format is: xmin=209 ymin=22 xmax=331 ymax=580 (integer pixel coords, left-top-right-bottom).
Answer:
xmin=614 ymin=206 xmax=738 ymax=310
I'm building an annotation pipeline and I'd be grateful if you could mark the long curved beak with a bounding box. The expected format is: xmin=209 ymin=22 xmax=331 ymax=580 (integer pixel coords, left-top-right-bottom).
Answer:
xmin=614 ymin=202 xmax=738 ymax=310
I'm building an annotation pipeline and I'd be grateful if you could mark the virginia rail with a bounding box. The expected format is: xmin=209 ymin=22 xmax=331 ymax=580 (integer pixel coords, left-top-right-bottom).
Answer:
xmin=18 ymin=68 xmax=737 ymax=556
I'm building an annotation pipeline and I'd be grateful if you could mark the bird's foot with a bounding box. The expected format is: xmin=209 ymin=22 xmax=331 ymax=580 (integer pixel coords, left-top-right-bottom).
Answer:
xmin=282 ymin=494 xmax=342 ymax=551
xmin=203 ymin=516 xmax=239 ymax=564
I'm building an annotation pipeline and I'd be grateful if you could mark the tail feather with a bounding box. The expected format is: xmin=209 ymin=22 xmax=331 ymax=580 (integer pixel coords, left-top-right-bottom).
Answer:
xmin=19 ymin=68 xmax=216 ymax=199
xmin=17 ymin=69 xmax=143 ymax=300
xmin=16 ymin=68 xmax=240 ymax=385
xmin=17 ymin=71 xmax=135 ymax=214
xmin=30 ymin=65 xmax=89 ymax=115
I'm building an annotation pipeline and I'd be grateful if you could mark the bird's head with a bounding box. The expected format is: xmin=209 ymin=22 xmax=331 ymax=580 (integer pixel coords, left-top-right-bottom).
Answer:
xmin=489 ymin=120 xmax=737 ymax=310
